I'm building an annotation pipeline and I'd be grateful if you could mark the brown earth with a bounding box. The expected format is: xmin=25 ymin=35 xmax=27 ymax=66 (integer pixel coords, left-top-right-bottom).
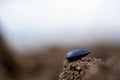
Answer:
xmin=59 ymin=57 xmax=102 ymax=80
xmin=59 ymin=55 xmax=120 ymax=80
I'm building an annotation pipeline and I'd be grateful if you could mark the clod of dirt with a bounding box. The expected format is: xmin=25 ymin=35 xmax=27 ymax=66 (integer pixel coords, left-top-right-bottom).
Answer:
xmin=59 ymin=57 xmax=102 ymax=80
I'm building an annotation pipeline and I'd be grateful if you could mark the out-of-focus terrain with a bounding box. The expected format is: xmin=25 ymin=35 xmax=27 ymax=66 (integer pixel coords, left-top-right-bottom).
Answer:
xmin=0 ymin=32 xmax=120 ymax=80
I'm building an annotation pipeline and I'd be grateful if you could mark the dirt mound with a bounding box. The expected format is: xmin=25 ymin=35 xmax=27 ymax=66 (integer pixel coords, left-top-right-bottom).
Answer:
xmin=59 ymin=57 xmax=102 ymax=80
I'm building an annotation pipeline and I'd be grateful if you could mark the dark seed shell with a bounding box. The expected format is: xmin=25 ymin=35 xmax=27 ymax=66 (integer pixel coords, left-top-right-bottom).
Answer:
xmin=66 ymin=49 xmax=90 ymax=62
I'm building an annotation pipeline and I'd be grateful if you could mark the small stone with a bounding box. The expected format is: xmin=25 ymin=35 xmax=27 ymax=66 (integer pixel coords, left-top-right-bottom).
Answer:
xmin=76 ymin=66 xmax=81 ymax=70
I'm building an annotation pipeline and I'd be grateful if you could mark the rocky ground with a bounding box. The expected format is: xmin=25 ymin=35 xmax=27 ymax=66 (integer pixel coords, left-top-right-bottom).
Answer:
xmin=59 ymin=55 xmax=120 ymax=80
xmin=59 ymin=57 xmax=102 ymax=80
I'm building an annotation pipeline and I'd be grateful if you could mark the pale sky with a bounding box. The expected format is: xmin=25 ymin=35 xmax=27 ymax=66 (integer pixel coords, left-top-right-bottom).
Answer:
xmin=0 ymin=0 xmax=120 ymax=50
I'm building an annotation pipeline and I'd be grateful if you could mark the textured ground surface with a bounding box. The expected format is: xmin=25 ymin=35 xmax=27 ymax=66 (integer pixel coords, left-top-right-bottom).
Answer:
xmin=59 ymin=57 xmax=102 ymax=80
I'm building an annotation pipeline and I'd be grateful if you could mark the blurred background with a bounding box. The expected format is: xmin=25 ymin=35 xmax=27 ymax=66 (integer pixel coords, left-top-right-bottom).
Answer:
xmin=0 ymin=0 xmax=120 ymax=80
